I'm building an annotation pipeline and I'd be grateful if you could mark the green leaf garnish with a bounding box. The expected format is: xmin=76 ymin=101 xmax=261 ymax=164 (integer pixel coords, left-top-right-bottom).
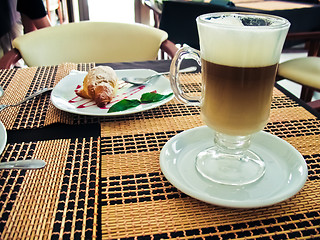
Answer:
xmin=140 ymin=92 xmax=173 ymax=103
xmin=107 ymin=92 xmax=173 ymax=113
xmin=108 ymin=99 xmax=141 ymax=113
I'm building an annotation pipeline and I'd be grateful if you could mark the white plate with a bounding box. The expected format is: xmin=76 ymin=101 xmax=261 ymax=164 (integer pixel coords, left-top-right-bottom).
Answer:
xmin=160 ymin=126 xmax=308 ymax=208
xmin=0 ymin=121 xmax=7 ymax=155
xmin=51 ymin=69 xmax=174 ymax=116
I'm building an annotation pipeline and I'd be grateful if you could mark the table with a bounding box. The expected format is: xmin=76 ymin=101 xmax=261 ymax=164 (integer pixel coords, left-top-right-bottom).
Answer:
xmin=236 ymin=0 xmax=317 ymax=10
xmin=0 ymin=60 xmax=319 ymax=239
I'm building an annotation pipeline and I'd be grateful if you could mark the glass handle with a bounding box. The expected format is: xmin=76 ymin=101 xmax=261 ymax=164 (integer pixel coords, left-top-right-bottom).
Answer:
xmin=169 ymin=47 xmax=201 ymax=106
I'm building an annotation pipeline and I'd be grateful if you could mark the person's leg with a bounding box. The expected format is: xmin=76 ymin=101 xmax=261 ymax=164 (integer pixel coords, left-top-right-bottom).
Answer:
xmin=20 ymin=13 xmax=37 ymax=33
xmin=17 ymin=0 xmax=51 ymax=33
xmin=33 ymin=15 xmax=51 ymax=29
xmin=20 ymin=13 xmax=51 ymax=33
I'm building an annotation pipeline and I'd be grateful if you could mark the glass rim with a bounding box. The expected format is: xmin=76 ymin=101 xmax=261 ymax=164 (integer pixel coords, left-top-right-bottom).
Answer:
xmin=196 ymin=12 xmax=291 ymax=30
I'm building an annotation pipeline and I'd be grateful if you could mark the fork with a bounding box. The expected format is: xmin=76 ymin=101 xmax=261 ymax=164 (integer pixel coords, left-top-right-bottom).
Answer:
xmin=121 ymin=66 xmax=197 ymax=85
xmin=0 ymin=87 xmax=53 ymax=113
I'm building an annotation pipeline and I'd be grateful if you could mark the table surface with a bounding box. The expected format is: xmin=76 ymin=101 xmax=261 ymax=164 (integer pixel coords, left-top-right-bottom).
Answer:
xmin=0 ymin=60 xmax=319 ymax=239
xmin=236 ymin=0 xmax=317 ymax=10
xmin=192 ymin=0 xmax=317 ymax=9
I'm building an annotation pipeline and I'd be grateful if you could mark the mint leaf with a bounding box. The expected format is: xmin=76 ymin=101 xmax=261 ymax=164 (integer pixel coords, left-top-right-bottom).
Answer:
xmin=107 ymin=92 xmax=173 ymax=113
xmin=108 ymin=99 xmax=141 ymax=113
xmin=140 ymin=92 xmax=173 ymax=103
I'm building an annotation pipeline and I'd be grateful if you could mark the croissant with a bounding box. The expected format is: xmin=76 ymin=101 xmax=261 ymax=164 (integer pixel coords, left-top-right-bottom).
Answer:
xmin=76 ymin=66 xmax=118 ymax=107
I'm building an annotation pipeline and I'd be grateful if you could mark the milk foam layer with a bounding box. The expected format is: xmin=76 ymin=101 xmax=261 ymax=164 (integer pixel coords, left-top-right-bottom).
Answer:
xmin=206 ymin=13 xmax=284 ymax=27
xmin=197 ymin=13 xmax=290 ymax=67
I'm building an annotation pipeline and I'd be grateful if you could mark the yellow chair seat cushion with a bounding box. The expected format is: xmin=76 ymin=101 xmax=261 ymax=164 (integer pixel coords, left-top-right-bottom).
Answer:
xmin=278 ymin=57 xmax=320 ymax=90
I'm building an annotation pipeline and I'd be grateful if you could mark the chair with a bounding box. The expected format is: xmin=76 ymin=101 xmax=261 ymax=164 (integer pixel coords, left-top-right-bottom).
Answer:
xmin=0 ymin=21 xmax=178 ymax=69
xmin=142 ymin=0 xmax=162 ymax=28
xmin=277 ymin=31 xmax=320 ymax=110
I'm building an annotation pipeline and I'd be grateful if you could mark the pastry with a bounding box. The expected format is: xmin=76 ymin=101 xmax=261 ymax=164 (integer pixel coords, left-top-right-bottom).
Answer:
xmin=76 ymin=66 xmax=118 ymax=107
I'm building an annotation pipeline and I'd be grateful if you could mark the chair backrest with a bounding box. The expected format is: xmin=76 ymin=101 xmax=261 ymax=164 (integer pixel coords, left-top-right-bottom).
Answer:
xmin=159 ymin=0 xmax=320 ymax=50
xmin=12 ymin=21 xmax=168 ymax=66
xmin=142 ymin=0 xmax=162 ymax=28
xmin=285 ymin=31 xmax=320 ymax=56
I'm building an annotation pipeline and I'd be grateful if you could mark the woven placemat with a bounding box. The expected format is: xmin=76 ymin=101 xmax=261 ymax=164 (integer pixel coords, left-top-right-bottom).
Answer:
xmin=0 ymin=137 xmax=99 ymax=239
xmin=1 ymin=68 xmax=316 ymax=132
xmin=99 ymin=74 xmax=320 ymax=239
xmin=0 ymin=63 xmax=94 ymax=130
xmin=100 ymin=138 xmax=320 ymax=239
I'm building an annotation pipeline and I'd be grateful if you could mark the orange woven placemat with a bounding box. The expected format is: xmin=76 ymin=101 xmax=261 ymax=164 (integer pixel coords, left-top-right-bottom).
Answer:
xmin=0 ymin=137 xmax=99 ymax=239
xmin=2 ymin=67 xmax=316 ymax=132
xmin=99 ymin=74 xmax=320 ymax=239
xmin=0 ymin=63 xmax=94 ymax=130
xmin=1 ymin=66 xmax=319 ymax=239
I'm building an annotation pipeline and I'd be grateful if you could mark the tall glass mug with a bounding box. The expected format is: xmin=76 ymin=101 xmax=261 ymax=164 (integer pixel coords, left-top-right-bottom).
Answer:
xmin=170 ymin=12 xmax=290 ymax=185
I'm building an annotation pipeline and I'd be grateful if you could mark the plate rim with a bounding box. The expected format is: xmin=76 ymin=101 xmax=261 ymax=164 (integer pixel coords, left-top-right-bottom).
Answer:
xmin=50 ymin=69 xmax=174 ymax=116
xmin=160 ymin=125 xmax=308 ymax=208
xmin=0 ymin=121 xmax=7 ymax=155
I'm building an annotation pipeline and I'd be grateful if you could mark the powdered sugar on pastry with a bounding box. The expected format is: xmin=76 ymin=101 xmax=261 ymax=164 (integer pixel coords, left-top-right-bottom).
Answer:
xmin=77 ymin=66 xmax=118 ymax=107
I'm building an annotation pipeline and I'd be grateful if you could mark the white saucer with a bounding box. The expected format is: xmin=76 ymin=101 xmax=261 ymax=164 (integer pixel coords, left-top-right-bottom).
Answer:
xmin=160 ymin=126 xmax=308 ymax=208
xmin=0 ymin=121 xmax=7 ymax=156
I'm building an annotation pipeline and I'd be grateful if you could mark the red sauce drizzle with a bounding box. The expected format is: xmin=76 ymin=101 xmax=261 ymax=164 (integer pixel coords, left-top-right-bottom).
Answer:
xmin=77 ymin=101 xmax=96 ymax=108
xmin=68 ymin=84 xmax=146 ymax=109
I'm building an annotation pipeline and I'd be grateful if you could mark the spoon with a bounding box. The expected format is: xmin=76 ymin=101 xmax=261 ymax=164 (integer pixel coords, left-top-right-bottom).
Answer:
xmin=0 ymin=87 xmax=53 ymax=113
xmin=0 ymin=159 xmax=46 ymax=169
xmin=122 ymin=66 xmax=197 ymax=85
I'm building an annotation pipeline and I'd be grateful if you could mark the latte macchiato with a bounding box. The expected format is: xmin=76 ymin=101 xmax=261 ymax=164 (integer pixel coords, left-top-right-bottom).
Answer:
xmin=169 ymin=12 xmax=290 ymax=185
xmin=201 ymin=60 xmax=277 ymax=136
xmin=197 ymin=13 xmax=288 ymax=136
